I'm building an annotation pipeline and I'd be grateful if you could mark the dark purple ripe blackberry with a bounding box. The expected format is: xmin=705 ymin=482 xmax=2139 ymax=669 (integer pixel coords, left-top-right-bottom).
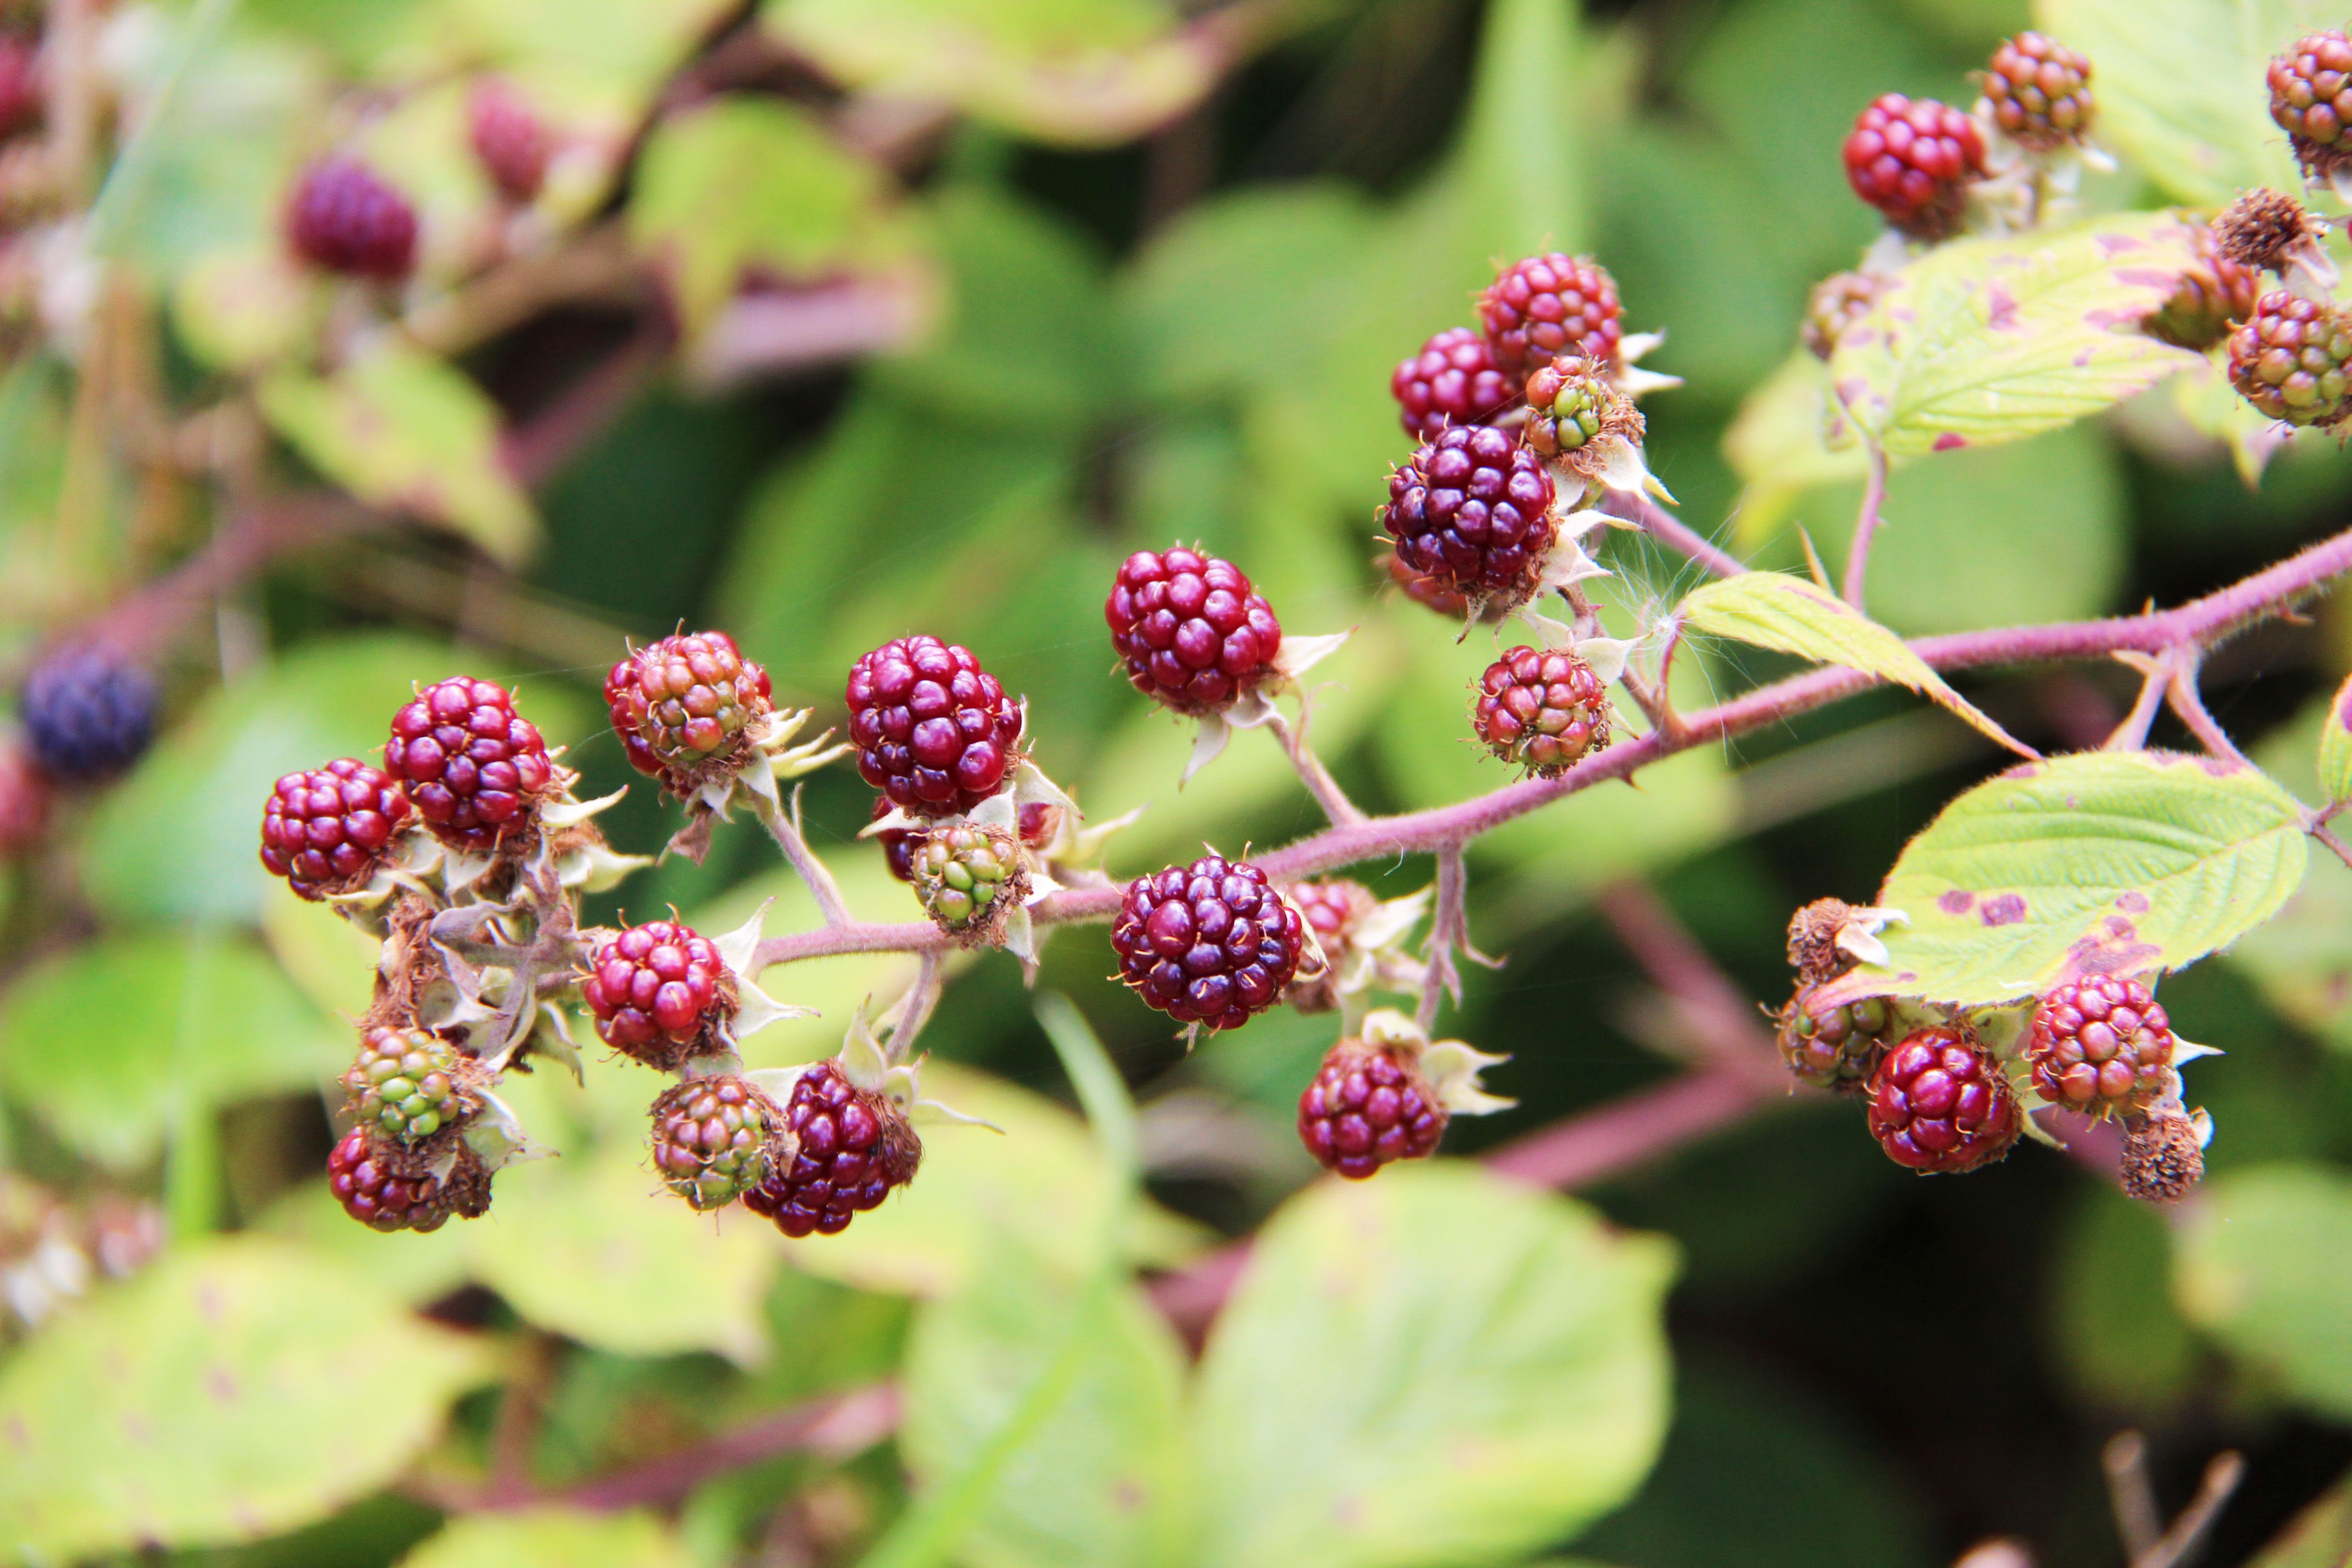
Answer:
xmin=383 ymin=676 xmax=554 ymax=852
xmin=287 ymin=156 xmax=419 ymax=281
xmin=743 ymin=1059 xmax=921 ymax=1237
xmin=1112 ymin=853 xmax=1306 ymax=1032
xmin=1381 ymin=425 xmax=1556 ymax=606
xmin=1298 ymin=1034 xmax=1446 ymax=1179
xmin=20 ymin=645 xmax=156 ymax=781
xmin=1477 ymin=254 xmax=1624 ymax=381
xmin=845 ymin=636 xmax=1023 ymax=816
xmin=1105 ymin=546 xmax=1282 ymax=715
xmin=1391 ymin=326 xmax=1519 ymax=441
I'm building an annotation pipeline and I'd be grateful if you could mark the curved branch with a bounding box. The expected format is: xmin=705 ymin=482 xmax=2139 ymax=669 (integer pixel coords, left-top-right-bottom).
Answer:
xmin=752 ymin=524 xmax=2352 ymax=974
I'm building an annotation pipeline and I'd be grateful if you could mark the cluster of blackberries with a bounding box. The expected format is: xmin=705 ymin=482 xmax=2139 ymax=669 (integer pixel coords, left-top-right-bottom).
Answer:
xmin=1774 ymin=899 xmax=2202 ymax=1199
xmin=284 ymin=78 xmax=557 ymax=285
xmin=1837 ymin=32 xmax=2094 ymax=242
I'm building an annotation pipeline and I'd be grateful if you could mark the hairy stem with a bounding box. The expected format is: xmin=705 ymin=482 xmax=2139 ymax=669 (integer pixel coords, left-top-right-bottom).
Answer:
xmin=1417 ymin=845 xmax=1471 ymax=1031
xmin=751 ymin=524 xmax=2352 ymax=975
xmin=2102 ymin=651 xmax=2177 ymax=751
xmin=1606 ymin=490 xmax=1748 ymax=579
xmin=887 ymin=950 xmax=944 ymax=1060
xmin=760 ymin=788 xmax=853 ymax=928
xmin=1263 ymin=709 xmax=1366 ymax=827
xmin=1842 ymin=440 xmax=1890 ymax=609
xmin=1593 ymin=880 xmax=1779 ymax=1067
xmin=2165 ymin=656 xmax=2253 ymax=768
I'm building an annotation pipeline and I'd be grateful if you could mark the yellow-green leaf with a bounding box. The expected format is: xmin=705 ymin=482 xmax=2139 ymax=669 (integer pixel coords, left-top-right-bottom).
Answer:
xmin=1828 ymin=212 xmax=2203 ymax=455
xmin=1677 ymin=571 xmax=2030 ymax=754
xmin=2319 ymin=672 xmax=2352 ymax=803
xmin=259 ymin=340 xmax=537 ymax=563
xmin=629 ymin=97 xmax=920 ymax=339
xmin=1813 ymin=750 xmax=2310 ymax=1009
xmin=764 ymin=0 xmax=1219 ymax=147
xmin=2036 ymin=0 xmax=2322 ymax=204
xmin=1723 ymin=349 xmax=1872 ymax=543
xmin=0 ymin=1236 xmax=493 ymax=1560
xmin=397 ymin=1507 xmax=696 ymax=1568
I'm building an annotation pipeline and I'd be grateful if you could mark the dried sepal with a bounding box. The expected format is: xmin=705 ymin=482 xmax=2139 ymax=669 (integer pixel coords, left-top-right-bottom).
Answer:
xmin=1360 ymin=1009 xmax=1514 ymax=1116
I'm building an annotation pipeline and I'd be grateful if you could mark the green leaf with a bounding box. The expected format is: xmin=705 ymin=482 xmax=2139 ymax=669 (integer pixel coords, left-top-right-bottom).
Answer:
xmin=763 ymin=0 xmax=1223 ymax=146
xmin=0 ymin=1235 xmax=493 ymax=1559
xmin=1725 ymin=350 xmax=1874 ymax=541
xmin=2048 ymin=1186 xmax=2198 ymax=1410
xmin=2174 ymin=1164 xmax=2352 ymax=1419
xmin=81 ymin=633 xmax=586 ymax=926
xmin=2036 ymin=0 xmax=2322 ymax=204
xmin=1192 ymin=1164 xmax=1676 ymax=1568
xmin=1785 ymin=421 xmax=2128 ymax=637
xmin=1828 ymin=212 xmax=2204 ymax=455
xmin=259 ymin=340 xmax=538 ymax=563
xmin=1811 ymin=750 xmax=2311 ymax=1009
xmin=0 ymin=933 xmax=342 ymax=1171
xmin=2224 ymin=696 xmax=2352 ymax=1047
xmin=459 ymin=1124 xmax=779 ymax=1362
xmin=173 ymin=248 xmax=319 ymax=373
xmin=396 ymin=1507 xmax=696 ymax=1568
xmin=629 ymin=97 xmax=919 ymax=338
xmin=2319 ymin=672 xmax=2352 ymax=803
xmin=897 ymin=1246 xmax=1193 ymax=1568
xmin=2246 ymin=1472 xmax=2352 ymax=1568
xmin=762 ymin=1061 xmax=1200 ymax=1298
xmin=423 ymin=0 xmax=738 ymax=122
xmin=1677 ymin=572 xmax=2030 ymax=753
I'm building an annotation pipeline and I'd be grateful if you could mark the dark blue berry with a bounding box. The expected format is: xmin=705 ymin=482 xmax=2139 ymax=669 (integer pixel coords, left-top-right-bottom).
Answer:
xmin=20 ymin=647 xmax=155 ymax=781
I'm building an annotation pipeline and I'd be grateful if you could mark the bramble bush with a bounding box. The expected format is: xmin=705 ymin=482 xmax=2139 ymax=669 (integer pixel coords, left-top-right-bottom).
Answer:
xmin=10 ymin=0 xmax=2352 ymax=1564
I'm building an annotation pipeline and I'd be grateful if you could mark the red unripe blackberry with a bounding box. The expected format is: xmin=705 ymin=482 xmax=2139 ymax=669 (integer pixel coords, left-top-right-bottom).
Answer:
xmin=1843 ymin=94 xmax=1985 ymax=240
xmin=650 ymin=1076 xmax=781 ymax=1210
xmin=1982 ymin=32 xmax=2094 ymax=151
xmin=2024 ymin=974 xmax=2176 ymax=1117
xmin=1391 ymin=326 xmax=1518 ymax=441
xmin=2145 ymin=226 xmax=2259 ymax=350
xmin=605 ymin=630 xmax=773 ymax=797
xmin=743 ymin=1059 xmax=921 ymax=1237
xmin=1477 ymin=253 xmax=1623 ymax=381
xmin=1866 ymin=1026 xmax=2022 ymax=1173
xmin=0 ymin=36 xmax=40 ymax=140
xmin=1472 ymin=646 xmax=1611 ymax=777
xmin=1804 ymin=271 xmax=1885 ymax=360
xmin=1284 ymin=877 xmax=1378 ymax=1013
xmin=2270 ymin=30 xmax=2352 ymax=180
xmin=583 ymin=920 xmax=732 ymax=1070
xmin=260 ymin=757 xmax=412 ymax=899
xmin=1105 ymin=547 xmax=1282 ymax=715
xmin=1382 ymin=425 xmax=1557 ymax=607
xmin=1112 ymin=853 xmax=1306 ymax=1031
xmin=845 ymin=635 xmax=1023 ymax=816
xmin=468 ymin=78 xmax=551 ymax=205
xmin=0 ymin=739 xmax=48 ymax=857
xmin=2227 ymin=290 xmax=2352 ymax=426
xmin=1777 ymin=990 xmax=1902 ymax=1095
xmin=1298 ymin=1034 xmax=1446 ymax=1179
xmin=384 ymin=676 xmax=553 ymax=852
xmin=327 ymin=1128 xmax=489 ymax=1233
xmin=1019 ymin=800 xmax=1060 ymax=851
xmin=873 ymin=796 xmax=917 ymax=882
xmin=286 ymin=157 xmax=419 ymax=282
xmin=343 ymin=1025 xmax=474 ymax=1143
